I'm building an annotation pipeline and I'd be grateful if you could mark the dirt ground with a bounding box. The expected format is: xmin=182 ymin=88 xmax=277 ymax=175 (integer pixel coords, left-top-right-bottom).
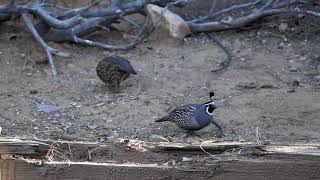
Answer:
xmin=0 ymin=12 xmax=319 ymax=144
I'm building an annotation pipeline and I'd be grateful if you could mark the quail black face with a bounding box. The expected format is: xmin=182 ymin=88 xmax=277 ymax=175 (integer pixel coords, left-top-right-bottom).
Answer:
xmin=205 ymin=101 xmax=217 ymax=116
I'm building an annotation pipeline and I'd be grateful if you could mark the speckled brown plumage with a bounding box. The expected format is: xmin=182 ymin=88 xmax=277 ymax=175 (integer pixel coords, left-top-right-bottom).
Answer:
xmin=96 ymin=56 xmax=137 ymax=92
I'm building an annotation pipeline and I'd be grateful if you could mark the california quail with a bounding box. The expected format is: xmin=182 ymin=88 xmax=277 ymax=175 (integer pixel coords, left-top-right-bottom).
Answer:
xmin=155 ymin=92 xmax=223 ymax=135
xmin=96 ymin=56 xmax=137 ymax=92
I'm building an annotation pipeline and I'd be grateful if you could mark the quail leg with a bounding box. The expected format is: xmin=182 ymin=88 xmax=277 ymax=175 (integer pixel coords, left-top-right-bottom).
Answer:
xmin=111 ymin=81 xmax=121 ymax=93
xmin=212 ymin=121 xmax=224 ymax=138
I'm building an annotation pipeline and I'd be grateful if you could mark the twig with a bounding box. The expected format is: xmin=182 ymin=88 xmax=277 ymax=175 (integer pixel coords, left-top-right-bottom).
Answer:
xmin=120 ymin=15 xmax=141 ymax=29
xmin=72 ymin=14 xmax=150 ymax=50
xmin=189 ymin=0 xmax=263 ymax=24
xmin=21 ymin=13 xmax=57 ymax=76
xmin=206 ymin=33 xmax=232 ymax=72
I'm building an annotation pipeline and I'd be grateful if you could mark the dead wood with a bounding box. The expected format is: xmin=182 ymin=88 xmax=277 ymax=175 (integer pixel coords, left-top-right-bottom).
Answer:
xmin=0 ymin=138 xmax=50 ymax=158
xmin=0 ymin=0 xmax=319 ymax=75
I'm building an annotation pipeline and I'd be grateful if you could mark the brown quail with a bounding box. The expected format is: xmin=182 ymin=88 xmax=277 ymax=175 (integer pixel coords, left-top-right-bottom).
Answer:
xmin=96 ymin=56 xmax=137 ymax=92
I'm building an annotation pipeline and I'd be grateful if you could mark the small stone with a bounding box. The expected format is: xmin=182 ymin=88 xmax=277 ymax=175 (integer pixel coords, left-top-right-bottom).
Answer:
xmin=0 ymin=51 xmax=2 ymax=55
xmin=36 ymin=104 xmax=61 ymax=113
xmin=182 ymin=157 xmax=193 ymax=162
xmin=287 ymin=88 xmax=295 ymax=93
xmin=33 ymin=127 xmax=39 ymax=130
xmin=29 ymin=90 xmax=38 ymax=94
xmin=261 ymin=39 xmax=267 ymax=44
xmin=26 ymin=73 xmax=33 ymax=77
xmin=51 ymin=120 xmax=58 ymax=124
xmin=299 ymin=56 xmax=307 ymax=61
xmin=149 ymin=134 xmax=168 ymax=142
xmin=278 ymin=23 xmax=288 ymax=32
xmin=289 ymin=67 xmax=298 ymax=72
xmin=96 ymin=103 xmax=105 ymax=107
xmin=278 ymin=43 xmax=285 ymax=49
xmin=144 ymin=100 xmax=151 ymax=105
xmin=87 ymin=124 xmax=98 ymax=130
xmin=0 ymin=127 xmax=2 ymax=135
xmin=313 ymin=75 xmax=320 ymax=81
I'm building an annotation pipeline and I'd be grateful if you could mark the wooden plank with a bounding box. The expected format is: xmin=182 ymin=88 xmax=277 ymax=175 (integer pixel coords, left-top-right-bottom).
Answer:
xmin=0 ymin=138 xmax=319 ymax=179
xmin=1 ymin=155 xmax=320 ymax=180
xmin=0 ymin=139 xmax=50 ymax=158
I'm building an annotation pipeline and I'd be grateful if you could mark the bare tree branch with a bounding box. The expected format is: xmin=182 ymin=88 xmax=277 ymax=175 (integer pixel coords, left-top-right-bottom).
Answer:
xmin=0 ymin=0 xmax=319 ymax=76
xmin=21 ymin=13 xmax=58 ymax=76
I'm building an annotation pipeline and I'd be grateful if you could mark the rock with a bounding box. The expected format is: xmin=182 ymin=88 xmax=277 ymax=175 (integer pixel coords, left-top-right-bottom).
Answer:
xmin=287 ymin=88 xmax=295 ymax=93
xmin=149 ymin=134 xmax=169 ymax=142
xmin=146 ymin=4 xmax=191 ymax=40
xmin=29 ymin=90 xmax=38 ymax=94
xmin=96 ymin=103 xmax=105 ymax=107
xmin=278 ymin=23 xmax=288 ymax=32
xmin=313 ymin=75 xmax=320 ymax=81
xmin=182 ymin=157 xmax=193 ymax=162
xmin=87 ymin=124 xmax=98 ymax=130
xmin=289 ymin=66 xmax=298 ymax=72
xmin=36 ymin=103 xmax=61 ymax=113
xmin=277 ymin=42 xmax=285 ymax=49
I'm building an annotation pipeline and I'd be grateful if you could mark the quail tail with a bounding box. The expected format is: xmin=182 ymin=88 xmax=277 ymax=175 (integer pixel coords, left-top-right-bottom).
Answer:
xmin=155 ymin=117 xmax=169 ymax=122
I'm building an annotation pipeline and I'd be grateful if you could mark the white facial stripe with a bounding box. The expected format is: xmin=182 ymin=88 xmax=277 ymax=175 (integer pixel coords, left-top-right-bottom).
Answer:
xmin=206 ymin=106 xmax=213 ymax=115
xmin=205 ymin=101 xmax=216 ymax=106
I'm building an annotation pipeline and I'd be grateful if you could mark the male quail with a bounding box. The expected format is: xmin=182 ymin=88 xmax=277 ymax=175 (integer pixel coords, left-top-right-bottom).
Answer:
xmin=155 ymin=92 xmax=223 ymax=134
xmin=96 ymin=56 xmax=137 ymax=92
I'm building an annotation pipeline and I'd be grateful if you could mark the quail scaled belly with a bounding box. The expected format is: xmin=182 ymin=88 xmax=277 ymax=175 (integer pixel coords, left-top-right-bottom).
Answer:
xmin=155 ymin=92 xmax=223 ymax=134
xmin=96 ymin=56 xmax=137 ymax=91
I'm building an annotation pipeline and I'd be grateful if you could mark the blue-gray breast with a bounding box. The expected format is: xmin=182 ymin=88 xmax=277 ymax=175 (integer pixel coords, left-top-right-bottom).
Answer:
xmin=96 ymin=56 xmax=137 ymax=91
xmin=155 ymin=92 xmax=222 ymax=133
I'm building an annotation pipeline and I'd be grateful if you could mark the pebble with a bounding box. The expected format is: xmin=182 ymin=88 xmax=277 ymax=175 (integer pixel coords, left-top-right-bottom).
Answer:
xmin=313 ymin=75 xmax=320 ymax=81
xmin=29 ymin=90 xmax=38 ymax=94
xmin=278 ymin=23 xmax=288 ymax=32
xmin=96 ymin=103 xmax=105 ymax=107
xmin=289 ymin=67 xmax=298 ymax=72
xmin=277 ymin=43 xmax=285 ymax=49
xmin=88 ymin=124 xmax=98 ymax=130
xmin=36 ymin=104 xmax=61 ymax=113
xmin=182 ymin=157 xmax=193 ymax=162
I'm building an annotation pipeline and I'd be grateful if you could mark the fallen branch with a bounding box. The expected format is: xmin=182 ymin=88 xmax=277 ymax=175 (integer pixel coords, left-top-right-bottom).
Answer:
xmin=0 ymin=0 xmax=319 ymax=75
